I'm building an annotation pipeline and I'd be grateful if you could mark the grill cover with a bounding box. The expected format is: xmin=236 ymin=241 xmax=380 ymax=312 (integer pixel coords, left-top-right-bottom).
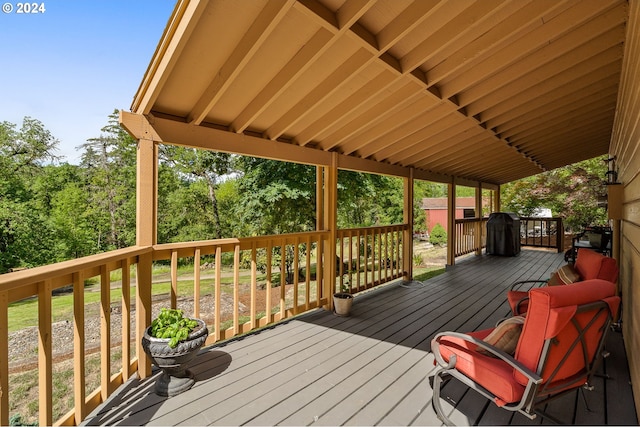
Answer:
xmin=486 ymin=212 xmax=521 ymax=256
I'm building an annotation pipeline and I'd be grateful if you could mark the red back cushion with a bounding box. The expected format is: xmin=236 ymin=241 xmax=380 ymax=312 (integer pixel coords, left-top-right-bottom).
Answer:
xmin=574 ymin=249 xmax=619 ymax=282
xmin=513 ymin=279 xmax=619 ymax=386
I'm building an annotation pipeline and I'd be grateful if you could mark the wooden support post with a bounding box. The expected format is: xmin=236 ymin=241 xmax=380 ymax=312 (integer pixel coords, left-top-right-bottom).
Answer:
xmin=135 ymin=137 xmax=157 ymax=378
xmin=403 ymin=169 xmax=414 ymax=281
xmin=446 ymin=182 xmax=456 ymax=266
xmin=323 ymin=154 xmax=338 ymax=309
xmin=475 ymin=183 xmax=483 ymax=255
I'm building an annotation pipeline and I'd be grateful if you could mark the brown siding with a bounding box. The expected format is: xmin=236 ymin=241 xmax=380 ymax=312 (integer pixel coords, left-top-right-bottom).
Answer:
xmin=610 ymin=0 xmax=640 ymax=415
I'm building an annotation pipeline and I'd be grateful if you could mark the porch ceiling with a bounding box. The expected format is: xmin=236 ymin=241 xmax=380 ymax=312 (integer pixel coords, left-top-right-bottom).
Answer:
xmin=130 ymin=0 xmax=627 ymax=185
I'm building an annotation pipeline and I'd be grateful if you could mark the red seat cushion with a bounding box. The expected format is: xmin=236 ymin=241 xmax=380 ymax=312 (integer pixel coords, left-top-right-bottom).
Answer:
xmin=433 ymin=329 xmax=525 ymax=406
xmin=513 ymin=279 xmax=619 ymax=387
xmin=574 ymin=249 xmax=618 ymax=282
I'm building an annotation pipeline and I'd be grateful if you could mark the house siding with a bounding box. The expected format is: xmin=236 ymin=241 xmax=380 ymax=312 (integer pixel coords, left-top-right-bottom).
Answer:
xmin=610 ymin=0 xmax=640 ymax=415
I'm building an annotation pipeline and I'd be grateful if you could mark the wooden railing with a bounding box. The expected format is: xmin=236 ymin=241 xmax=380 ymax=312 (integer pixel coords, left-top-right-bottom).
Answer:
xmin=152 ymin=231 xmax=331 ymax=346
xmin=336 ymin=224 xmax=407 ymax=294
xmin=0 ymin=226 xmax=407 ymax=426
xmin=519 ymin=217 xmax=564 ymax=252
xmin=454 ymin=218 xmax=488 ymax=257
xmin=0 ymin=246 xmax=150 ymax=426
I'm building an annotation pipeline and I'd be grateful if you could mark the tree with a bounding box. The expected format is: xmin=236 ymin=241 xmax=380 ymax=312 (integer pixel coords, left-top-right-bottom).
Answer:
xmin=501 ymin=155 xmax=609 ymax=231
xmin=0 ymin=118 xmax=63 ymax=272
xmin=159 ymin=146 xmax=233 ymax=239
xmin=80 ymin=110 xmax=137 ymax=250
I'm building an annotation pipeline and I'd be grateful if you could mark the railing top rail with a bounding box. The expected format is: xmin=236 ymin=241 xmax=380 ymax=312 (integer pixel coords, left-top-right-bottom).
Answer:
xmin=152 ymin=230 xmax=331 ymax=252
xmin=518 ymin=216 xmax=564 ymax=220
xmin=0 ymin=245 xmax=152 ymax=291
xmin=337 ymin=223 xmax=408 ymax=233
xmin=454 ymin=217 xmax=489 ymax=224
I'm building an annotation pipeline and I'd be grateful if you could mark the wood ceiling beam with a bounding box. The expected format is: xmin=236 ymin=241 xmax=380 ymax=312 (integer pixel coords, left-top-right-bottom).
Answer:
xmin=484 ymin=73 xmax=621 ymax=132
xmin=231 ymin=28 xmax=334 ymax=134
xmin=340 ymin=96 xmax=445 ymax=157
xmin=514 ymin=114 xmax=616 ymax=153
xmin=120 ymin=112 xmax=479 ymax=184
xmin=372 ymin=108 xmax=463 ymax=163
xmin=456 ymin=3 xmax=624 ymax=107
xmin=356 ymin=102 xmax=451 ymax=160
xmin=425 ymin=0 xmax=559 ymax=87
xmin=318 ymin=81 xmax=425 ymax=151
xmin=376 ymin=0 xmax=443 ymax=52
xmin=435 ymin=0 xmax=614 ymax=98
xmin=505 ymin=97 xmax=618 ymax=143
xmin=131 ymin=0 xmax=209 ymax=115
xmin=399 ymin=0 xmax=501 ymax=73
xmin=293 ymin=70 xmax=397 ymax=146
xmin=264 ymin=48 xmax=373 ymax=140
xmin=188 ymin=0 xmax=295 ymax=125
xmin=412 ymin=131 xmax=508 ymax=170
xmin=488 ymin=64 xmax=621 ymax=134
xmin=460 ymin=25 xmax=625 ymax=112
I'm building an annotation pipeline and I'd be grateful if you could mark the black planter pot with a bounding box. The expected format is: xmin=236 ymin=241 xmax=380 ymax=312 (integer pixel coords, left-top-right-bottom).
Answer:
xmin=141 ymin=318 xmax=209 ymax=397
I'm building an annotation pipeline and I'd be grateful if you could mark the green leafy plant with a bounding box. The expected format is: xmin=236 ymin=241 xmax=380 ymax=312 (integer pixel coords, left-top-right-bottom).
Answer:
xmin=150 ymin=308 xmax=198 ymax=348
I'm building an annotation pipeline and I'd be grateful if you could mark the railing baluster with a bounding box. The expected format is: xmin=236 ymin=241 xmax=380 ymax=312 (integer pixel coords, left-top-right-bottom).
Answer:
xmin=266 ymin=241 xmax=273 ymax=323
xmin=194 ymin=248 xmax=201 ymax=319
xmin=279 ymin=240 xmax=286 ymax=319
xmin=38 ymin=279 xmax=53 ymax=426
xmin=251 ymin=242 xmax=257 ymax=326
xmin=233 ymin=244 xmax=240 ymax=335
xmin=73 ymin=271 xmax=86 ymax=423
xmin=171 ymin=250 xmax=178 ymax=309
xmin=214 ymin=246 xmax=222 ymax=342
xmin=293 ymin=239 xmax=299 ymax=314
xmin=121 ymin=258 xmax=131 ymax=381
xmin=100 ymin=265 xmax=111 ymax=401
xmin=305 ymin=236 xmax=311 ymax=310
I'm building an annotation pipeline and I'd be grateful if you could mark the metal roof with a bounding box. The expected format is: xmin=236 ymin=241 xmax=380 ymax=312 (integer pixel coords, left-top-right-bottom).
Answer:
xmin=129 ymin=0 xmax=627 ymax=185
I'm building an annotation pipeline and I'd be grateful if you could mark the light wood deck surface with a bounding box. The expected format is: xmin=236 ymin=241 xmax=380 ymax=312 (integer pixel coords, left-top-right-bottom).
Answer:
xmin=82 ymin=250 xmax=637 ymax=426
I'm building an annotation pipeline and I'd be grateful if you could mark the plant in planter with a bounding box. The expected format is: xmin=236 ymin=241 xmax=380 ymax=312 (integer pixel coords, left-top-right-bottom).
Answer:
xmin=142 ymin=308 xmax=209 ymax=397
xmin=333 ymin=273 xmax=354 ymax=316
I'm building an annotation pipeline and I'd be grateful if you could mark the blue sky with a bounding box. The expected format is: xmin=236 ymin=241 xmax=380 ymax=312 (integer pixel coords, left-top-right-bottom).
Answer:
xmin=0 ymin=0 xmax=175 ymax=164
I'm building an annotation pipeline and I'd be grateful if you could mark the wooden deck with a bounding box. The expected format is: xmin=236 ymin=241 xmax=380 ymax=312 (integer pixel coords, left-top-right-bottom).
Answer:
xmin=82 ymin=250 xmax=637 ymax=426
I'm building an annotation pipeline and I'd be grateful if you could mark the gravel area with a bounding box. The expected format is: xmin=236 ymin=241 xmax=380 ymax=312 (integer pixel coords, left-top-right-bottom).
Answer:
xmin=7 ymin=292 xmax=248 ymax=373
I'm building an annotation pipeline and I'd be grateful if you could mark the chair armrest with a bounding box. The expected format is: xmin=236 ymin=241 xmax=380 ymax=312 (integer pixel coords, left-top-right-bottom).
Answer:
xmin=432 ymin=331 xmax=543 ymax=385
xmin=509 ymin=280 xmax=548 ymax=291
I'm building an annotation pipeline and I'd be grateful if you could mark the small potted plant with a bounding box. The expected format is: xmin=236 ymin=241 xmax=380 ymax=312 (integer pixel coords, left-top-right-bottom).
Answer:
xmin=141 ymin=308 xmax=209 ymax=397
xmin=333 ymin=272 xmax=354 ymax=316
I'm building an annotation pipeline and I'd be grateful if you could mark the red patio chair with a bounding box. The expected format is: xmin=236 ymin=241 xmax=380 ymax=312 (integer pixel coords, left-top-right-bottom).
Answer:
xmin=507 ymin=248 xmax=618 ymax=315
xmin=431 ymin=279 xmax=620 ymax=425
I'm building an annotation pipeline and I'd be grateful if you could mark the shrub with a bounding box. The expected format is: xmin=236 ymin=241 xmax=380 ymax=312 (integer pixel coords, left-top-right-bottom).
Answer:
xmin=430 ymin=223 xmax=447 ymax=246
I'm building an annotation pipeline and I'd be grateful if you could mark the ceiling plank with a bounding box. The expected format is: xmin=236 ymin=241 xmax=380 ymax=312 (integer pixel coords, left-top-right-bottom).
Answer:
xmin=188 ymin=0 xmax=295 ymax=125
xmin=231 ymin=28 xmax=334 ymax=133
xmin=464 ymin=33 xmax=625 ymax=117
xmin=131 ymin=0 xmax=210 ymax=115
xmin=457 ymin=5 xmax=626 ymax=109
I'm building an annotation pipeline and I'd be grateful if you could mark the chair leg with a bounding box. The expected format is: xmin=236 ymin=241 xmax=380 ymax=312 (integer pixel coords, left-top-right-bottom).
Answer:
xmin=431 ymin=368 xmax=455 ymax=426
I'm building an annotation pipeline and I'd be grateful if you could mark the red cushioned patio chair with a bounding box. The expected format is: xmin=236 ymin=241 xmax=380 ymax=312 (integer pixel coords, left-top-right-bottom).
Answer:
xmin=507 ymin=248 xmax=618 ymax=315
xmin=431 ymin=279 xmax=620 ymax=425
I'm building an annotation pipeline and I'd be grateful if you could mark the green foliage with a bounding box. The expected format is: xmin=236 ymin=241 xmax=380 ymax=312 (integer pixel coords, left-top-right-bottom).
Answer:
xmin=501 ymin=155 xmax=608 ymax=231
xmin=429 ymin=223 xmax=447 ymax=246
xmin=150 ymin=308 xmax=199 ymax=348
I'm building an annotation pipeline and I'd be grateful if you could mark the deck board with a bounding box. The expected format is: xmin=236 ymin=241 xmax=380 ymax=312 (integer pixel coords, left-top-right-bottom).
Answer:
xmin=82 ymin=250 xmax=638 ymax=426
